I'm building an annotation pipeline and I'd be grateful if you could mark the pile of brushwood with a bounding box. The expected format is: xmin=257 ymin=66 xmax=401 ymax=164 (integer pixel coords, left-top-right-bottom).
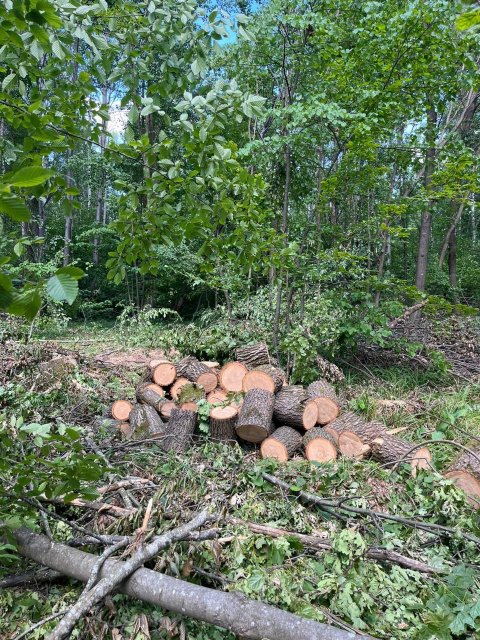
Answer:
xmin=3 ymin=339 xmax=480 ymax=640
xmin=107 ymin=343 xmax=480 ymax=507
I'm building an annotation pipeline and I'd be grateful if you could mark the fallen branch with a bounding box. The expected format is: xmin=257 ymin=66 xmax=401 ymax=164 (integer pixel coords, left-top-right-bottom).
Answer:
xmin=13 ymin=527 xmax=366 ymax=640
xmin=228 ymin=519 xmax=441 ymax=575
xmin=388 ymin=301 xmax=428 ymax=328
xmin=12 ymin=610 xmax=67 ymax=640
xmin=0 ymin=568 xmax=63 ymax=589
xmin=47 ymin=511 xmax=217 ymax=640
xmin=262 ymin=473 xmax=480 ymax=547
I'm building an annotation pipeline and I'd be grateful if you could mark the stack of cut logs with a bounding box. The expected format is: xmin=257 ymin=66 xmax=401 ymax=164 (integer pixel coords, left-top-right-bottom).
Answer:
xmin=108 ymin=342 xmax=480 ymax=507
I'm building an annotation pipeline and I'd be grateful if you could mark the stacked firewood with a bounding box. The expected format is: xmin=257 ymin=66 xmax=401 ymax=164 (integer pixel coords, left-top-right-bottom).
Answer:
xmin=107 ymin=342 xmax=480 ymax=505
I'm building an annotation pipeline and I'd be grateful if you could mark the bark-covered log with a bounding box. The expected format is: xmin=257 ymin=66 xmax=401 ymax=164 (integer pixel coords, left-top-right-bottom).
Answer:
xmin=111 ymin=400 xmax=133 ymax=421
xmin=235 ymin=342 xmax=271 ymax=368
xmin=337 ymin=432 xmax=371 ymax=459
xmin=260 ymin=426 xmax=302 ymax=462
xmin=302 ymin=428 xmax=338 ymax=463
xmin=207 ymin=388 xmax=228 ymax=404
xmin=273 ymin=386 xmax=317 ymax=430
xmin=160 ymin=408 xmax=197 ymax=453
xmin=170 ymin=376 xmax=190 ymax=400
xmin=152 ymin=361 xmax=177 ymax=387
xmin=209 ymin=406 xmax=238 ymax=442
xmin=444 ymin=447 xmax=480 ymax=507
xmin=307 ymin=380 xmax=340 ymax=425
xmin=236 ymin=389 xmax=275 ymax=443
xmin=243 ymin=365 xmax=285 ymax=394
xmin=370 ymin=434 xmax=431 ymax=475
xmin=327 ymin=413 xmax=387 ymax=444
xmin=136 ymin=384 xmax=165 ymax=411
xmin=12 ymin=527 xmax=360 ymax=640
xmin=175 ymin=356 xmax=198 ymax=378
xmin=177 ymin=357 xmax=218 ymax=392
xmin=129 ymin=404 xmax=164 ymax=438
xmin=219 ymin=362 xmax=248 ymax=392
xmin=159 ymin=400 xmax=176 ymax=421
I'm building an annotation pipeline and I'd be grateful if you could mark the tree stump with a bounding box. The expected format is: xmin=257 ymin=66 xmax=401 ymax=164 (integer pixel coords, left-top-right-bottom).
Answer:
xmin=209 ymin=406 xmax=238 ymax=442
xmin=219 ymin=362 xmax=248 ymax=392
xmin=302 ymin=428 xmax=338 ymax=463
xmin=273 ymin=386 xmax=317 ymax=430
xmin=111 ymin=400 xmax=133 ymax=421
xmin=444 ymin=447 xmax=480 ymax=507
xmin=160 ymin=408 xmax=197 ymax=453
xmin=243 ymin=365 xmax=285 ymax=394
xmin=152 ymin=361 xmax=177 ymax=387
xmin=307 ymin=380 xmax=340 ymax=425
xmin=260 ymin=426 xmax=302 ymax=462
xmin=235 ymin=342 xmax=270 ymax=368
xmin=236 ymin=388 xmax=274 ymax=443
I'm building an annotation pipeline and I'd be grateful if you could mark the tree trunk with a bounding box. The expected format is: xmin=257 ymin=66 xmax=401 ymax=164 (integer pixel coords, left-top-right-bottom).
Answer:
xmin=414 ymin=107 xmax=437 ymax=293
xmin=438 ymin=202 xmax=465 ymax=269
xmin=93 ymin=85 xmax=108 ymax=265
xmin=130 ymin=404 xmax=164 ymax=438
xmin=236 ymin=388 xmax=275 ymax=443
xmin=448 ymin=226 xmax=457 ymax=289
xmin=160 ymin=408 xmax=197 ymax=453
xmin=209 ymin=408 xmax=238 ymax=442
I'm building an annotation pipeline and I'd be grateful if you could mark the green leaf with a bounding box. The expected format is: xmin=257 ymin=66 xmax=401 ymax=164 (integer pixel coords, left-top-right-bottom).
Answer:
xmin=46 ymin=273 xmax=79 ymax=304
xmin=56 ymin=266 xmax=84 ymax=280
xmin=9 ymin=167 xmax=54 ymax=187
xmin=7 ymin=289 xmax=41 ymax=320
xmin=456 ymin=9 xmax=480 ymax=31
xmin=0 ymin=194 xmax=31 ymax=221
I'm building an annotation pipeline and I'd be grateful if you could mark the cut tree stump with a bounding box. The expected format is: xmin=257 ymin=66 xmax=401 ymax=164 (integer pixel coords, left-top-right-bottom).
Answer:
xmin=160 ymin=408 xmax=197 ymax=453
xmin=236 ymin=388 xmax=275 ymax=443
xmin=370 ymin=434 xmax=431 ymax=475
xmin=170 ymin=377 xmax=189 ymax=400
xmin=243 ymin=365 xmax=285 ymax=394
xmin=136 ymin=384 xmax=166 ymax=411
xmin=444 ymin=447 xmax=480 ymax=507
xmin=152 ymin=361 xmax=177 ymax=387
xmin=111 ymin=400 xmax=133 ymax=421
xmin=235 ymin=342 xmax=270 ymax=368
xmin=302 ymin=428 xmax=338 ymax=463
xmin=219 ymin=362 xmax=248 ymax=392
xmin=307 ymin=380 xmax=340 ymax=425
xmin=130 ymin=404 xmax=164 ymax=438
xmin=260 ymin=426 xmax=302 ymax=462
xmin=273 ymin=386 xmax=317 ymax=431
xmin=209 ymin=406 xmax=238 ymax=442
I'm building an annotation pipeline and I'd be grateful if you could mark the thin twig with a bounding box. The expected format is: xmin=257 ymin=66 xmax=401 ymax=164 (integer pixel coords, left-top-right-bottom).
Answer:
xmin=12 ymin=610 xmax=68 ymax=640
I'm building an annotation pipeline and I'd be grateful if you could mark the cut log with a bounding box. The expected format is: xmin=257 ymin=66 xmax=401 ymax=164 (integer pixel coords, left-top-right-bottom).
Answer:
xmin=273 ymin=386 xmax=317 ymax=431
xmin=260 ymin=426 xmax=302 ymax=462
xmin=176 ymin=357 xmax=218 ymax=392
xmin=209 ymin=406 xmax=238 ymax=442
xmin=181 ymin=401 xmax=198 ymax=412
xmin=327 ymin=413 xmax=387 ymax=445
xmin=235 ymin=342 xmax=270 ymax=368
xmin=201 ymin=361 xmax=220 ymax=370
xmin=170 ymin=377 xmax=189 ymax=400
xmin=160 ymin=408 xmax=197 ymax=453
xmin=370 ymin=435 xmax=431 ymax=475
xmin=236 ymin=389 xmax=275 ymax=443
xmin=219 ymin=362 xmax=248 ymax=392
xmin=444 ymin=447 xmax=480 ymax=507
xmin=243 ymin=365 xmax=285 ymax=394
xmin=207 ymin=388 xmax=228 ymax=404
xmin=337 ymin=432 xmax=371 ymax=459
xmin=307 ymin=380 xmax=340 ymax=425
xmin=136 ymin=384 xmax=166 ymax=411
xmin=302 ymin=428 xmax=337 ymax=463
xmin=130 ymin=404 xmax=164 ymax=438
xmin=152 ymin=361 xmax=177 ymax=387
xmin=159 ymin=401 xmax=176 ymax=421
xmin=111 ymin=400 xmax=133 ymax=421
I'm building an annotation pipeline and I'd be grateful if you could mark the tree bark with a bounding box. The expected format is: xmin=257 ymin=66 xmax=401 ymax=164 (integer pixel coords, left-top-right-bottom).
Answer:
xmin=11 ymin=527 xmax=361 ymax=640
xmin=236 ymin=388 xmax=275 ymax=443
xmin=438 ymin=202 xmax=465 ymax=269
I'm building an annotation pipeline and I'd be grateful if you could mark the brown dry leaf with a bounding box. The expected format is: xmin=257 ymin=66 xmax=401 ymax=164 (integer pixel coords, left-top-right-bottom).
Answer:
xmin=181 ymin=558 xmax=194 ymax=577
xmin=112 ymin=629 xmax=124 ymax=640
xmin=158 ymin=616 xmax=179 ymax=637
xmin=130 ymin=613 xmax=151 ymax=640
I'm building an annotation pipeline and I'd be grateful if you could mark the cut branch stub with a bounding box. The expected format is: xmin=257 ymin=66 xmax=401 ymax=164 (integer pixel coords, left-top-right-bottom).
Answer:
xmin=243 ymin=365 xmax=285 ymax=394
xmin=235 ymin=342 xmax=270 ymax=368
xmin=111 ymin=400 xmax=133 ymax=421
xmin=444 ymin=446 xmax=480 ymax=507
xmin=370 ymin=435 xmax=431 ymax=476
xmin=302 ymin=428 xmax=338 ymax=463
xmin=209 ymin=406 xmax=238 ymax=442
xmin=170 ymin=377 xmax=189 ymax=400
xmin=152 ymin=361 xmax=176 ymax=387
xmin=236 ymin=388 xmax=275 ymax=443
xmin=219 ymin=362 xmax=248 ymax=392
xmin=260 ymin=426 xmax=302 ymax=462
xmin=307 ymin=380 xmax=340 ymax=425
xmin=273 ymin=386 xmax=317 ymax=430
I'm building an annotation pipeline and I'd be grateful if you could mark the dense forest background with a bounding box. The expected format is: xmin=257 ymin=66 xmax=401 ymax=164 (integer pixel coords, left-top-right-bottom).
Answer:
xmin=1 ymin=0 xmax=480 ymax=371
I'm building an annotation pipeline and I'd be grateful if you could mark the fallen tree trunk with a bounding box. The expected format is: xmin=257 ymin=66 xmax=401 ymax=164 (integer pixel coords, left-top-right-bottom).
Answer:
xmin=12 ymin=527 xmax=362 ymax=640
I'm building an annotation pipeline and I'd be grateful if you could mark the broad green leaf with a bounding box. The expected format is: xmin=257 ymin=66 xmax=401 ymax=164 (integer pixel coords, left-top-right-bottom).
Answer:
xmin=9 ymin=167 xmax=54 ymax=187
xmin=46 ymin=273 xmax=79 ymax=305
xmin=0 ymin=194 xmax=31 ymax=222
xmin=56 ymin=266 xmax=84 ymax=280
xmin=456 ymin=9 xmax=480 ymax=31
xmin=7 ymin=289 xmax=42 ymax=321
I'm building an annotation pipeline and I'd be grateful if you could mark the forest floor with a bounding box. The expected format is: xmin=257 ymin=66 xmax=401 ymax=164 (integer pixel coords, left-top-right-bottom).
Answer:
xmin=1 ymin=320 xmax=480 ymax=640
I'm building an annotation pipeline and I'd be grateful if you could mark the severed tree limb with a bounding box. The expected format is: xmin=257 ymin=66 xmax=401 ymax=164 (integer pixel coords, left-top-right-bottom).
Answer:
xmin=0 ymin=568 xmax=63 ymax=589
xmin=388 ymin=301 xmax=428 ymax=328
xmin=262 ymin=473 xmax=480 ymax=547
xmin=12 ymin=527 xmax=365 ymax=640
xmin=228 ymin=519 xmax=441 ymax=575
xmin=46 ymin=511 xmax=217 ymax=640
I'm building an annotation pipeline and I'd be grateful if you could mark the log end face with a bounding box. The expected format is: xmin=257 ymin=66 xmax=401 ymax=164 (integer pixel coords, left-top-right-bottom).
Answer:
xmin=242 ymin=370 xmax=275 ymax=393
xmin=315 ymin=398 xmax=340 ymax=425
xmin=197 ymin=371 xmax=218 ymax=392
xmin=305 ymin=439 xmax=337 ymax=463
xmin=260 ymin=438 xmax=289 ymax=462
xmin=338 ymin=431 xmax=370 ymax=459
xmin=219 ymin=362 xmax=248 ymax=392
xmin=303 ymin=400 xmax=319 ymax=430
xmin=152 ymin=362 xmax=176 ymax=386
xmin=111 ymin=400 xmax=133 ymax=421
xmin=444 ymin=470 xmax=480 ymax=508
